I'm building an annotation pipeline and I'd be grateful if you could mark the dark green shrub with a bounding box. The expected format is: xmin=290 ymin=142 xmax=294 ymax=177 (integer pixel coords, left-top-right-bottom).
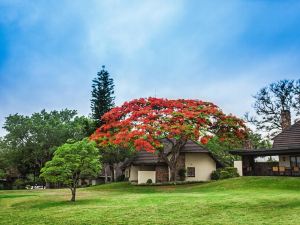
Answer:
xmin=117 ymin=174 xmax=125 ymax=182
xmin=211 ymin=170 xmax=220 ymax=180
xmin=211 ymin=167 xmax=239 ymax=180
xmin=13 ymin=178 xmax=26 ymax=189
xmin=146 ymin=179 xmax=152 ymax=184
xmin=224 ymin=167 xmax=239 ymax=178
xmin=219 ymin=170 xmax=230 ymax=179
xmin=178 ymin=169 xmax=186 ymax=181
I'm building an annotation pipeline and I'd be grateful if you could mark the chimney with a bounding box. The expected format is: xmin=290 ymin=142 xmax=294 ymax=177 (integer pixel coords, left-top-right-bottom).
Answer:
xmin=280 ymin=110 xmax=291 ymax=130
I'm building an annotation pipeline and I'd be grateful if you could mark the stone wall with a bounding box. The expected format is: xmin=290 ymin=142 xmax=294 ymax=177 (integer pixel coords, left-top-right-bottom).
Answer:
xmin=156 ymin=165 xmax=169 ymax=182
xmin=176 ymin=153 xmax=185 ymax=180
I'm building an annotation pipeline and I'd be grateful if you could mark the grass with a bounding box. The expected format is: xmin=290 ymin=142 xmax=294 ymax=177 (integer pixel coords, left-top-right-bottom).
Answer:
xmin=0 ymin=177 xmax=300 ymax=225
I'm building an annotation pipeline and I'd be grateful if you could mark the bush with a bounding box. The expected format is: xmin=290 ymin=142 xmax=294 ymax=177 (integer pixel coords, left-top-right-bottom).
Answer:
xmin=116 ymin=174 xmax=125 ymax=182
xmin=211 ymin=167 xmax=239 ymax=180
xmin=178 ymin=169 xmax=186 ymax=181
xmin=226 ymin=167 xmax=239 ymax=178
xmin=146 ymin=179 xmax=152 ymax=184
xmin=211 ymin=170 xmax=220 ymax=180
xmin=219 ymin=170 xmax=231 ymax=179
xmin=13 ymin=178 xmax=26 ymax=189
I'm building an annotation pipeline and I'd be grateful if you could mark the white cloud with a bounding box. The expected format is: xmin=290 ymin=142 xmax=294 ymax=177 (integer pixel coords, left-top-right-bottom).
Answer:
xmin=1 ymin=0 xmax=300 ymax=137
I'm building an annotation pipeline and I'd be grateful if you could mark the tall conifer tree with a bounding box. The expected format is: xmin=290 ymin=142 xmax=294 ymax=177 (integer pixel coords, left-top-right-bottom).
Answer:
xmin=91 ymin=65 xmax=115 ymax=127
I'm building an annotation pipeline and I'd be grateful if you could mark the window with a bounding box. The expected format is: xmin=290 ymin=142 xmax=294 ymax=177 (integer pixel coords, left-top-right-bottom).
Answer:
xmin=282 ymin=156 xmax=286 ymax=162
xmin=290 ymin=156 xmax=300 ymax=167
xmin=187 ymin=167 xmax=195 ymax=177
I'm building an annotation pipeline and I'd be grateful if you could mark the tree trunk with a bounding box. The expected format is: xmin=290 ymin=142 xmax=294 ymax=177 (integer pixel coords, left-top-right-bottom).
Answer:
xmin=70 ymin=188 xmax=76 ymax=202
xmin=160 ymin=138 xmax=187 ymax=182
xmin=104 ymin=163 xmax=108 ymax=183
xmin=169 ymin=165 xmax=177 ymax=182
xmin=110 ymin=164 xmax=115 ymax=182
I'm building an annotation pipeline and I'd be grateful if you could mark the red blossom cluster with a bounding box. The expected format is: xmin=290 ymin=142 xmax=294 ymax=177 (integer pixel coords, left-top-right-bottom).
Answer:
xmin=90 ymin=97 xmax=248 ymax=153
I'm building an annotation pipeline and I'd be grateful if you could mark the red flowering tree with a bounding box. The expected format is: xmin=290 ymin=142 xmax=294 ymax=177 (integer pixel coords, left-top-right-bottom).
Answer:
xmin=91 ymin=97 xmax=247 ymax=181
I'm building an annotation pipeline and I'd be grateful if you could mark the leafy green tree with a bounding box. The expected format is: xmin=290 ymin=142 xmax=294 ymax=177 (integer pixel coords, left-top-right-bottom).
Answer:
xmin=91 ymin=65 xmax=115 ymax=127
xmin=247 ymin=131 xmax=272 ymax=149
xmin=0 ymin=169 xmax=5 ymax=179
xmin=206 ymin=137 xmax=242 ymax=167
xmin=40 ymin=139 xmax=101 ymax=202
xmin=246 ymin=79 xmax=300 ymax=137
xmin=206 ymin=130 xmax=271 ymax=166
xmin=2 ymin=109 xmax=92 ymax=182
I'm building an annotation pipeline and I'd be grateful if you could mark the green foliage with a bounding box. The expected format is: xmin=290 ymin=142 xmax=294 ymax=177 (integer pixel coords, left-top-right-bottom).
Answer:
xmin=40 ymin=139 xmax=101 ymax=185
xmin=146 ymin=179 xmax=153 ymax=184
xmin=178 ymin=168 xmax=186 ymax=181
xmin=206 ymin=137 xmax=242 ymax=166
xmin=91 ymin=65 xmax=115 ymax=127
xmin=1 ymin=109 xmax=93 ymax=180
xmin=247 ymin=131 xmax=272 ymax=149
xmin=40 ymin=139 xmax=101 ymax=201
xmin=13 ymin=178 xmax=26 ymax=189
xmin=0 ymin=169 xmax=5 ymax=179
xmin=211 ymin=167 xmax=239 ymax=180
xmin=116 ymin=174 xmax=125 ymax=182
xmin=210 ymin=170 xmax=220 ymax=180
xmin=207 ymin=131 xmax=271 ymax=167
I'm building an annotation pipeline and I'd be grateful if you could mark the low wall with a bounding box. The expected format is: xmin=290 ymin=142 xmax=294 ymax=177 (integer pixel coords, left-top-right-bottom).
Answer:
xmin=138 ymin=171 xmax=156 ymax=184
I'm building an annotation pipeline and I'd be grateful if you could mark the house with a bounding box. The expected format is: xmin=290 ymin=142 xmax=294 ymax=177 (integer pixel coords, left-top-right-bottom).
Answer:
xmin=122 ymin=140 xmax=222 ymax=184
xmin=231 ymin=111 xmax=300 ymax=176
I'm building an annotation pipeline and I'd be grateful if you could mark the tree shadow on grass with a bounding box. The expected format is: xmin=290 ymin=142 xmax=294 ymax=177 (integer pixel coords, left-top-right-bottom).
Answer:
xmin=0 ymin=194 xmax=37 ymax=199
xmin=30 ymin=198 xmax=104 ymax=209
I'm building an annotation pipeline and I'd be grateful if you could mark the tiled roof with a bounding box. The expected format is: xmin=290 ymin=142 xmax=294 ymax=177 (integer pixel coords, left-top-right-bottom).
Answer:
xmin=273 ymin=120 xmax=300 ymax=149
xmin=122 ymin=139 xmax=211 ymax=167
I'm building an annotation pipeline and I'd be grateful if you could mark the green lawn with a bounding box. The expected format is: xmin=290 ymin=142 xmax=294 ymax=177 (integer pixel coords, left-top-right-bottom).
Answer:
xmin=0 ymin=177 xmax=300 ymax=225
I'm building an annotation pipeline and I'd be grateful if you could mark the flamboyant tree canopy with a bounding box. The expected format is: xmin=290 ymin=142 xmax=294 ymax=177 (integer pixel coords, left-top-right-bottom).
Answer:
xmin=91 ymin=98 xmax=248 ymax=153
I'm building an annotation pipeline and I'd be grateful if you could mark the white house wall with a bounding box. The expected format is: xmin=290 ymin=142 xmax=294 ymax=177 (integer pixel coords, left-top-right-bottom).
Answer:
xmin=129 ymin=165 xmax=139 ymax=182
xmin=185 ymin=153 xmax=216 ymax=181
xmin=138 ymin=171 xmax=156 ymax=184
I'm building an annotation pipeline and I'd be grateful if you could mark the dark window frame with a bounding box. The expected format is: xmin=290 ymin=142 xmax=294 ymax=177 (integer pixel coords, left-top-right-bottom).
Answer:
xmin=187 ymin=167 xmax=195 ymax=177
xmin=290 ymin=156 xmax=300 ymax=167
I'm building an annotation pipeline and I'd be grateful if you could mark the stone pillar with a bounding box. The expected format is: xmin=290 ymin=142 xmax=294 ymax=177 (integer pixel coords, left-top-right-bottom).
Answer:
xmin=234 ymin=161 xmax=243 ymax=176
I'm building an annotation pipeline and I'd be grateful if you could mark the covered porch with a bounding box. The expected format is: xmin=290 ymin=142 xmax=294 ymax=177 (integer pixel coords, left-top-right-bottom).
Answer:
xmin=231 ymin=147 xmax=300 ymax=176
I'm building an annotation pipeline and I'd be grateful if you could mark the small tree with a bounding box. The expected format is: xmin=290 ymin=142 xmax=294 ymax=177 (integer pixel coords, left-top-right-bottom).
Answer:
xmin=91 ymin=98 xmax=247 ymax=181
xmin=40 ymin=139 xmax=101 ymax=202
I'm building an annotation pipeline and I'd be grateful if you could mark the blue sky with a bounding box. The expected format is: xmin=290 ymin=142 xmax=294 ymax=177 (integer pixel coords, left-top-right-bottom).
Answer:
xmin=1 ymin=0 xmax=300 ymax=135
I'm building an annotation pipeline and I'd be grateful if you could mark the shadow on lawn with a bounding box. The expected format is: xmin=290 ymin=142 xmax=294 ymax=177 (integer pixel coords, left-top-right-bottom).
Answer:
xmin=0 ymin=194 xmax=37 ymax=199
xmin=30 ymin=198 xmax=103 ymax=209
